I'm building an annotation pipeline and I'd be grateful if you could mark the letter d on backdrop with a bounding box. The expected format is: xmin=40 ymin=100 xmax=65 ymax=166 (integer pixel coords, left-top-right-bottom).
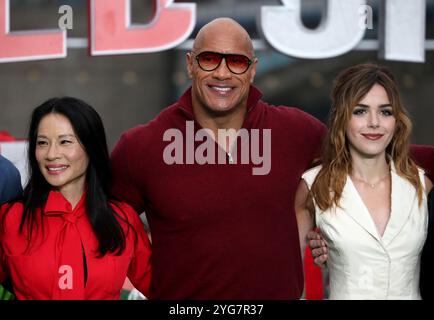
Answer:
xmin=90 ymin=0 xmax=196 ymax=56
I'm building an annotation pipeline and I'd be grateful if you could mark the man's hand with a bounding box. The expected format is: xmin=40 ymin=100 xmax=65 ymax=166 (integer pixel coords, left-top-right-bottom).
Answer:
xmin=307 ymin=229 xmax=328 ymax=266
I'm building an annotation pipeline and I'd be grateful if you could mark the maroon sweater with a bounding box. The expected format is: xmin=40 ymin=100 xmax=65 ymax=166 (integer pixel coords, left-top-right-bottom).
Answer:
xmin=110 ymin=86 xmax=326 ymax=299
xmin=110 ymin=86 xmax=434 ymax=299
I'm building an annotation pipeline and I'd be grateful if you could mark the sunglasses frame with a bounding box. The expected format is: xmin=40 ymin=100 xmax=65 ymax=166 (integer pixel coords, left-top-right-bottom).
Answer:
xmin=194 ymin=51 xmax=254 ymax=75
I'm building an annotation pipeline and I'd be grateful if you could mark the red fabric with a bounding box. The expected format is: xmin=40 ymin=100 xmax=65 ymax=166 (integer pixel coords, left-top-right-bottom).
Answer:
xmin=0 ymin=191 xmax=152 ymax=300
xmin=409 ymin=144 xmax=434 ymax=182
xmin=44 ymin=192 xmax=86 ymax=299
xmin=110 ymin=86 xmax=327 ymax=299
xmin=304 ymin=247 xmax=324 ymax=300
xmin=0 ymin=131 xmax=16 ymax=142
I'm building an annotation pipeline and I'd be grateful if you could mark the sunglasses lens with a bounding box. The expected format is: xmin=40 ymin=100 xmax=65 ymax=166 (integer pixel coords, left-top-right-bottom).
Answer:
xmin=226 ymin=55 xmax=250 ymax=74
xmin=197 ymin=52 xmax=222 ymax=71
xmin=196 ymin=52 xmax=252 ymax=74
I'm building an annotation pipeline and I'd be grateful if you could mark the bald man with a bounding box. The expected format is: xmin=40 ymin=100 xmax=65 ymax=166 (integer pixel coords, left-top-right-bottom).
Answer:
xmin=110 ymin=18 xmax=326 ymax=299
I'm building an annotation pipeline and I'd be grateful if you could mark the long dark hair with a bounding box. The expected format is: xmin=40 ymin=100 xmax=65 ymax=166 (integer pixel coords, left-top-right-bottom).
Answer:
xmin=19 ymin=97 xmax=129 ymax=256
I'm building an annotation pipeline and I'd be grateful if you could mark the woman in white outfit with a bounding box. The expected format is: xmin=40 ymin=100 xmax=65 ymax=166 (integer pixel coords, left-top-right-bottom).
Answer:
xmin=295 ymin=63 xmax=432 ymax=300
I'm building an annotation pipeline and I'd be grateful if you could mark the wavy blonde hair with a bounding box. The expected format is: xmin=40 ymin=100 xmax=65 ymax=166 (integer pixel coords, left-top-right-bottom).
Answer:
xmin=311 ymin=63 xmax=423 ymax=211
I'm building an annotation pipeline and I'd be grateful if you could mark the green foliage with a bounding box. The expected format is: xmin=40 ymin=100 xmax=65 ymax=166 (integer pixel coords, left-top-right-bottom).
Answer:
xmin=0 ymin=284 xmax=15 ymax=300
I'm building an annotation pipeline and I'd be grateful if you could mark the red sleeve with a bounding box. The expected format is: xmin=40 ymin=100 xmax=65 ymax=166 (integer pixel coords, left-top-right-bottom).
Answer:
xmin=123 ymin=204 xmax=152 ymax=298
xmin=110 ymin=133 xmax=146 ymax=214
xmin=0 ymin=253 xmax=5 ymax=285
xmin=0 ymin=205 xmax=7 ymax=283
xmin=410 ymin=144 xmax=434 ymax=181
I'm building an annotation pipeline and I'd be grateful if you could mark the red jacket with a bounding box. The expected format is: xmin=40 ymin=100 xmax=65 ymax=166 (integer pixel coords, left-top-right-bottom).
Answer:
xmin=0 ymin=191 xmax=152 ymax=300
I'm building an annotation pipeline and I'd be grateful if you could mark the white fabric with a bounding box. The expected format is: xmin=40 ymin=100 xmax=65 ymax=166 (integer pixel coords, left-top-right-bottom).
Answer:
xmin=302 ymin=162 xmax=428 ymax=300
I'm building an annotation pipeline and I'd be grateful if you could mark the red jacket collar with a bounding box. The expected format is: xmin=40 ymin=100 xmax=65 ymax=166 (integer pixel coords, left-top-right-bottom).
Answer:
xmin=178 ymin=85 xmax=263 ymax=118
xmin=44 ymin=190 xmax=86 ymax=219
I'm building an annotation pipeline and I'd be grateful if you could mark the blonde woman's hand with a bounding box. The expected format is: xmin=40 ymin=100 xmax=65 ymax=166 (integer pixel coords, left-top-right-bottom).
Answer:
xmin=307 ymin=228 xmax=328 ymax=266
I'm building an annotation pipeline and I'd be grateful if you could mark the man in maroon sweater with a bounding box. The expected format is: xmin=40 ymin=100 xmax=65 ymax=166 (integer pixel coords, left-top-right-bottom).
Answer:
xmin=110 ymin=18 xmax=434 ymax=299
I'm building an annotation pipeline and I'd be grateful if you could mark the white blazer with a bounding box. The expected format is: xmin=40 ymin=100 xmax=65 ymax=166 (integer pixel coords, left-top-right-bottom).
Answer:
xmin=302 ymin=162 xmax=428 ymax=300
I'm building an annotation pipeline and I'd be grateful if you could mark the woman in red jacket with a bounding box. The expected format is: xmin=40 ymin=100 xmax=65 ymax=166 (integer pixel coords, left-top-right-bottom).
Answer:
xmin=0 ymin=97 xmax=152 ymax=299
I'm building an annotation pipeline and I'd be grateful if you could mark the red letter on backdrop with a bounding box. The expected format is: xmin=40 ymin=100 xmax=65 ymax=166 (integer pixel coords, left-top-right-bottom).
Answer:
xmin=90 ymin=0 xmax=196 ymax=56
xmin=0 ymin=0 xmax=66 ymax=63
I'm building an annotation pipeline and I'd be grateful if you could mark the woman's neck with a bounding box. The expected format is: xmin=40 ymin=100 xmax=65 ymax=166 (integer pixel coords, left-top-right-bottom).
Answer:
xmin=350 ymin=154 xmax=390 ymax=182
xmin=58 ymin=183 xmax=85 ymax=209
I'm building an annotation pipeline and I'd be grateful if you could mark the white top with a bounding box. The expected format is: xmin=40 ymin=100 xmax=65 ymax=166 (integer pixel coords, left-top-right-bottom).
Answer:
xmin=302 ymin=162 xmax=428 ymax=300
